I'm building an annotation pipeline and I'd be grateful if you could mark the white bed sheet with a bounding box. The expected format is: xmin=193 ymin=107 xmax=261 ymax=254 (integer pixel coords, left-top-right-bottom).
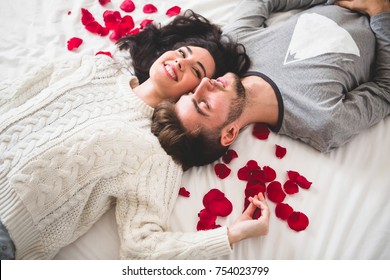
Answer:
xmin=0 ymin=0 xmax=389 ymax=260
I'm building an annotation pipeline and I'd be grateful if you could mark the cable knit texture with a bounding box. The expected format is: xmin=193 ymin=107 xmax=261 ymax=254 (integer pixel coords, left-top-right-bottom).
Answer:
xmin=0 ymin=55 xmax=232 ymax=259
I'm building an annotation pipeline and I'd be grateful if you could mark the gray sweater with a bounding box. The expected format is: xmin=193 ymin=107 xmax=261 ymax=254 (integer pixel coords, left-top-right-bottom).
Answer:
xmin=224 ymin=0 xmax=390 ymax=152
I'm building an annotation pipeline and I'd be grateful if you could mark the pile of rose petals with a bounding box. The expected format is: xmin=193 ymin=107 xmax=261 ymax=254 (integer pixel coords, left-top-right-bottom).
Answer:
xmin=67 ymin=0 xmax=181 ymax=52
xmin=197 ymin=122 xmax=311 ymax=232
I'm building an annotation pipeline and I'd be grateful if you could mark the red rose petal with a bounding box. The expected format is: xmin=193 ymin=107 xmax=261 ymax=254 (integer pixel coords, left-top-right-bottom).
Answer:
xmin=266 ymin=181 xmax=286 ymax=203
xmin=197 ymin=208 xmax=218 ymax=231
xmin=245 ymin=182 xmax=266 ymax=198
xmin=67 ymin=37 xmax=83 ymax=51
xmin=237 ymin=166 xmax=250 ymax=181
xmin=81 ymin=8 xmax=95 ymax=26
xmin=120 ymin=0 xmax=136 ymax=13
xmin=246 ymin=160 xmax=260 ymax=171
xmin=275 ymin=144 xmax=287 ymax=159
xmin=143 ymin=4 xmax=157 ymax=14
xmin=140 ymin=19 xmax=153 ymax=29
xmin=287 ymin=211 xmax=309 ymax=232
xmin=178 ymin=187 xmax=190 ymax=197
xmin=252 ymin=123 xmax=270 ymax=140
xmin=214 ymin=163 xmax=231 ymax=179
xmin=99 ymin=0 xmax=111 ymax=6
xmin=103 ymin=10 xmax=122 ymax=30
xmin=275 ymin=203 xmax=294 ymax=220
xmin=202 ymin=189 xmax=224 ymax=208
xmin=95 ymin=51 xmax=112 ymax=57
xmin=263 ymin=166 xmax=276 ymax=182
xmin=252 ymin=207 xmax=262 ymax=219
xmin=283 ymin=180 xmax=299 ymax=195
xmin=208 ymin=197 xmax=233 ymax=217
xmin=166 ymin=6 xmax=181 ymax=17
xmin=248 ymin=169 xmax=265 ymax=183
xmin=296 ymin=175 xmax=312 ymax=189
xmin=222 ymin=149 xmax=238 ymax=164
xmin=287 ymin=170 xmax=300 ymax=181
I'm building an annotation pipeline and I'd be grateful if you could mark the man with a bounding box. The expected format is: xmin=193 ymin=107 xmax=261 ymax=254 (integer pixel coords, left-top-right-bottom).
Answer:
xmin=152 ymin=0 xmax=390 ymax=169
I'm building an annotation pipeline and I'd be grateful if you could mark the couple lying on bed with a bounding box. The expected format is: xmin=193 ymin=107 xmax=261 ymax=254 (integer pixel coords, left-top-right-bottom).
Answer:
xmin=0 ymin=0 xmax=389 ymax=260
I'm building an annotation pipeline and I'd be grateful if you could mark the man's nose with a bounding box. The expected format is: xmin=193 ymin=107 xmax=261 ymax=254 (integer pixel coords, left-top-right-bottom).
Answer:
xmin=194 ymin=78 xmax=213 ymax=96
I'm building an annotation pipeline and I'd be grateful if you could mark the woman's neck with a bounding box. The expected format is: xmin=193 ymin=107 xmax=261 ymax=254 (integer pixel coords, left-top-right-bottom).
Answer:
xmin=132 ymin=79 xmax=161 ymax=108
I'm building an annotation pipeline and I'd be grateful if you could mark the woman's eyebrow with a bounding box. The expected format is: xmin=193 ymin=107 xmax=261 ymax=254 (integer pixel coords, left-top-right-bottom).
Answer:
xmin=185 ymin=46 xmax=207 ymax=77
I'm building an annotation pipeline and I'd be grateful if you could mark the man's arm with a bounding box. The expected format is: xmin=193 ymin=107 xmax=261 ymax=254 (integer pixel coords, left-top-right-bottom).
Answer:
xmin=223 ymin=0 xmax=328 ymax=34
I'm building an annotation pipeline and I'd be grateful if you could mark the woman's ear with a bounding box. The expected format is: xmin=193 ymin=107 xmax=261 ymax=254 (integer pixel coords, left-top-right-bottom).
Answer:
xmin=220 ymin=123 xmax=240 ymax=147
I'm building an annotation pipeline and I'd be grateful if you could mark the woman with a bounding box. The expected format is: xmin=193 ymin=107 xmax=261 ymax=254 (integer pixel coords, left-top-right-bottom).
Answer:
xmin=0 ymin=11 xmax=269 ymax=260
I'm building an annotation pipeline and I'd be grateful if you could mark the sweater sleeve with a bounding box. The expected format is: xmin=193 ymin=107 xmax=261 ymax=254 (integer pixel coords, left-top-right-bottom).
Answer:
xmin=116 ymin=155 xmax=232 ymax=260
xmin=223 ymin=0 xmax=327 ymax=35
xmin=0 ymin=58 xmax=83 ymax=115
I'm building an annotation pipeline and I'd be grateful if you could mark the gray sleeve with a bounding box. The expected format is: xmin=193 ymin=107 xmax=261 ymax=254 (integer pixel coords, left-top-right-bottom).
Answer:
xmin=223 ymin=0 xmax=327 ymax=35
xmin=313 ymin=12 xmax=390 ymax=152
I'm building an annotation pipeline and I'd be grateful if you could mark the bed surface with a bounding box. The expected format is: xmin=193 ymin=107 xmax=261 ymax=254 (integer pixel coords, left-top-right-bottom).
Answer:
xmin=1 ymin=0 xmax=389 ymax=260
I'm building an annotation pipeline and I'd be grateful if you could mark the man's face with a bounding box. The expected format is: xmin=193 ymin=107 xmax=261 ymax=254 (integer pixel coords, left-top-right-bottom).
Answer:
xmin=175 ymin=72 xmax=245 ymax=134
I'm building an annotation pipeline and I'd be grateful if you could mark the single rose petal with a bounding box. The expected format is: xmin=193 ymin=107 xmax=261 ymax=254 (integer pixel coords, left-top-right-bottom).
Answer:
xmin=95 ymin=51 xmax=112 ymax=57
xmin=252 ymin=207 xmax=262 ymax=219
xmin=263 ymin=166 xmax=276 ymax=182
xmin=214 ymin=163 xmax=231 ymax=179
xmin=287 ymin=211 xmax=309 ymax=232
xmin=208 ymin=197 xmax=233 ymax=217
xmin=266 ymin=181 xmax=286 ymax=203
xmin=198 ymin=208 xmax=216 ymax=226
xmin=237 ymin=166 xmax=250 ymax=181
xmin=275 ymin=144 xmax=287 ymax=159
xmin=252 ymin=123 xmax=270 ymax=140
xmin=81 ymin=8 xmax=95 ymax=26
xmin=245 ymin=182 xmax=266 ymax=198
xmin=283 ymin=180 xmax=299 ymax=195
xmin=85 ymin=21 xmax=109 ymax=36
xmin=140 ymin=19 xmax=153 ymax=29
xmin=275 ymin=203 xmax=294 ymax=220
xmin=67 ymin=11 xmax=72 ymax=15
xmin=178 ymin=187 xmax=190 ymax=197
xmin=121 ymin=15 xmax=135 ymax=30
xmin=99 ymin=0 xmax=111 ymax=6
xmin=246 ymin=160 xmax=260 ymax=171
xmin=248 ymin=169 xmax=265 ymax=183
xmin=120 ymin=0 xmax=136 ymax=13
xmin=202 ymin=189 xmax=225 ymax=208
xmin=222 ymin=149 xmax=238 ymax=164
xmin=296 ymin=175 xmax=312 ymax=189
xmin=166 ymin=6 xmax=181 ymax=17
xmin=128 ymin=28 xmax=139 ymax=35
xmin=143 ymin=4 xmax=157 ymax=14
xmin=103 ymin=10 xmax=122 ymax=30
xmin=67 ymin=37 xmax=83 ymax=51
xmin=287 ymin=170 xmax=300 ymax=181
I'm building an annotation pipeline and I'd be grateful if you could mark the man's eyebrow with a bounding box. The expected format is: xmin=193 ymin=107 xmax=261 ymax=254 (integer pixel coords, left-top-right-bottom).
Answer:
xmin=186 ymin=46 xmax=207 ymax=77
xmin=192 ymin=99 xmax=208 ymax=116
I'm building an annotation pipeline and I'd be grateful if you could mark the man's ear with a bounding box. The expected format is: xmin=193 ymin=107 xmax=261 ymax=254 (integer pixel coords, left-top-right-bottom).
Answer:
xmin=220 ymin=123 xmax=239 ymax=147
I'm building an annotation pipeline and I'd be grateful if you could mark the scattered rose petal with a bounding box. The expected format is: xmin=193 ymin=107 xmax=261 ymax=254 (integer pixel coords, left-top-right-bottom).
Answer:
xmin=296 ymin=175 xmax=312 ymax=189
xmin=140 ymin=19 xmax=153 ymax=29
xmin=67 ymin=11 xmax=72 ymax=15
xmin=252 ymin=123 xmax=270 ymax=140
xmin=214 ymin=163 xmax=231 ymax=179
xmin=263 ymin=166 xmax=276 ymax=182
xmin=103 ymin=10 xmax=122 ymax=30
xmin=287 ymin=170 xmax=300 ymax=181
xmin=266 ymin=181 xmax=286 ymax=203
xmin=275 ymin=144 xmax=287 ymax=159
xmin=81 ymin=8 xmax=95 ymax=26
xmin=197 ymin=208 xmax=219 ymax=230
xmin=178 ymin=187 xmax=190 ymax=197
xmin=128 ymin=28 xmax=140 ymax=35
xmin=283 ymin=180 xmax=299 ymax=195
xmin=67 ymin=37 xmax=83 ymax=51
xmin=275 ymin=203 xmax=293 ymax=220
xmin=252 ymin=207 xmax=262 ymax=219
xmin=287 ymin=211 xmax=309 ymax=232
xmin=120 ymin=0 xmax=136 ymax=12
xmin=222 ymin=149 xmax=238 ymax=164
xmin=245 ymin=182 xmax=266 ymax=198
xmin=99 ymin=0 xmax=111 ymax=6
xmin=208 ymin=197 xmax=233 ymax=217
xmin=202 ymin=189 xmax=225 ymax=208
xmin=166 ymin=6 xmax=181 ymax=17
xmin=143 ymin=4 xmax=157 ymax=14
xmin=247 ymin=160 xmax=260 ymax=170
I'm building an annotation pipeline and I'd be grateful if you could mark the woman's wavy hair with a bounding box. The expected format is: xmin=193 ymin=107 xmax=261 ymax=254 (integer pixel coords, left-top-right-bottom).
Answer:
xmin=116 ymin=9 xmax=250 ymax=83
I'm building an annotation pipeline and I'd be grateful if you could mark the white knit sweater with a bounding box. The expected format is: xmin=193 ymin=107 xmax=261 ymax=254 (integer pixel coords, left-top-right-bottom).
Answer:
xmin=0 ymin=55 xmax=232 ymax=259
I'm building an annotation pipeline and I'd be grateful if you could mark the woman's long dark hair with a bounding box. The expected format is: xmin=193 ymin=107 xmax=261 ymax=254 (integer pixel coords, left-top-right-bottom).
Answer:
xmin=117 ymin=9 xmax=250 ymax=83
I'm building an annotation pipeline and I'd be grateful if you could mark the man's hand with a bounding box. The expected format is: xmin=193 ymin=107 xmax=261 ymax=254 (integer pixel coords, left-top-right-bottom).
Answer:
xmin=227 ymin=193 xmax=270 ymax=244
xmin=336 ymin=0 xmax=390 ymax=16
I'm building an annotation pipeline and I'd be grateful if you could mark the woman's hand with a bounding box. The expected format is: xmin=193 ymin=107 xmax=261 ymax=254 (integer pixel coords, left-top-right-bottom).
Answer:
xmin=227 ymin=193 xmax=270 ymax=244
xmin=336 ymin=0 xmax=390 ymax=17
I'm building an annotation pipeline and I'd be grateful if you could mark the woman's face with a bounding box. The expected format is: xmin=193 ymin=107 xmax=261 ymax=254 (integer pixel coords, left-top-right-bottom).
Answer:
xmin=149 ymin=45 xmax=216 ymax=101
